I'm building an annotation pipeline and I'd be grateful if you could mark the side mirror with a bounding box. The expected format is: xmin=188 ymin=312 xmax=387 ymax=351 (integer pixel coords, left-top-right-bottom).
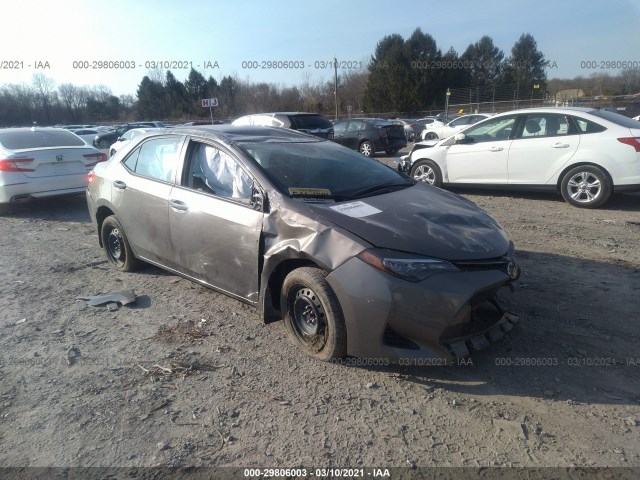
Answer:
xmin=454 ymin=133 xmax=467 ymax=144
xmin=117 ymin=137 xmax=124 ymax=141
xmin=250 ymin=183 xmax=264 ymax=211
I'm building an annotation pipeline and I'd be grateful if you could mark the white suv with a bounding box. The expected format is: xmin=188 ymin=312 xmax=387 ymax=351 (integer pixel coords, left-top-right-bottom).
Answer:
xmin=400 ymin=107 xmax=640 ymax=208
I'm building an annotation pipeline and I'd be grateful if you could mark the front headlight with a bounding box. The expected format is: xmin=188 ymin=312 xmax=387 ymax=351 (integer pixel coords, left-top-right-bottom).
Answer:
xmin=358 ymin=248 xmax=459 ymax=282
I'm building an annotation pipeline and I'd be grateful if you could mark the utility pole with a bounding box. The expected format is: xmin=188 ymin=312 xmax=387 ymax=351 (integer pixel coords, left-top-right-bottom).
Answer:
xmin=445 ymin=88 xmax=450 ymax=118
xmin=333 ymin=57 xmax=339 ymax=120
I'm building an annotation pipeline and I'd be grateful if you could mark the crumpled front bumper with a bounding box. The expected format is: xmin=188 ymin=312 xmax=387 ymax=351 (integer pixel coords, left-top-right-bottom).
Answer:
xmin=326 ymin=256 xmax=518 ymax=362
xmin=394 ymin=154 xmax=411 ymax=173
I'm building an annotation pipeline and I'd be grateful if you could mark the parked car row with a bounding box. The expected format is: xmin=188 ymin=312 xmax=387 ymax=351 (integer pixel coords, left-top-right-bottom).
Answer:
xmin=93 ymin=121 xmax=165 ymax=149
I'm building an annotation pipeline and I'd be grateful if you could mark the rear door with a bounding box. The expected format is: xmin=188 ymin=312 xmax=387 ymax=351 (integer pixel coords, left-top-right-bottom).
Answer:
xmin=167 ymin=139 xmax=263 ymax=302
xmin=111 ymin=135 xmax=186 ymax=267
xmin=507 ymin=113 xmax=580 ymax=184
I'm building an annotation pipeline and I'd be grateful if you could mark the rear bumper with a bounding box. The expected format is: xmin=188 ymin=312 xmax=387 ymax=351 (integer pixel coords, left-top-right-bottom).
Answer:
xmin=0 ymin=173 xmax=88 ymax=204
xmin=326 ymin=257 xmax=518 ymax=362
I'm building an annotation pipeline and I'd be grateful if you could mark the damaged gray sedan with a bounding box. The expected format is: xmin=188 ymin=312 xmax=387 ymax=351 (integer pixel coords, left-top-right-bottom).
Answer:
xmin=87 ymin=125 xmax=520 ymax=362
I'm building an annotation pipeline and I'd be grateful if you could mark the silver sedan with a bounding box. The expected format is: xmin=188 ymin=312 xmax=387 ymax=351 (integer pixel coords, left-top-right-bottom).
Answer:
xmin=87 ymin=126 xmax=520 ymax=362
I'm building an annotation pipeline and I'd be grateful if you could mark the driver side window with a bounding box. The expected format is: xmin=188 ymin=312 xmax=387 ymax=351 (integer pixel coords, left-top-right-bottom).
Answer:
xmin=463 ymin=116 xmax=517 ymax=143
xmin=185 ymin=142 xmax=253 ymax=201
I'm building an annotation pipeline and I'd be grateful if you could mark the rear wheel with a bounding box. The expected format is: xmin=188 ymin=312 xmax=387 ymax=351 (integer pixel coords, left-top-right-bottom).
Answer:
xmin=560 ymin=165 xmax=611 ymax=208
xmin=425 ymin=132 xmax=438 ymax=140
xmin=281 ymin=267 xmax=347 ymax=361
xmin=410 ymin=159 xmax=443 ymax=187
xmin=359 ymin=140 xmax=375 ymax=157
xmin=101 ymin=215 xmax=139 ymax=271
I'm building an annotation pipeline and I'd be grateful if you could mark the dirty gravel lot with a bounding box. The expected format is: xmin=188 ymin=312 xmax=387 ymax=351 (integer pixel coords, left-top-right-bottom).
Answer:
xmin=1 ymin=147 xmax=639 ymax=470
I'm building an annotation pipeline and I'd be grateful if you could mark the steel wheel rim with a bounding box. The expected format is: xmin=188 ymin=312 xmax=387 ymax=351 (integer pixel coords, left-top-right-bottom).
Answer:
xmin=413 ymin=165 xmax=436 ymax=184
xmin=566 ymin=171 xmax=601 ymax=203
xmin=107 ymin=227 xmax=125 ymax=266
xmin=360 ymin=143 xmax=372 ymax=156
xmin=289 ymin=286 xmax=327 ymax=350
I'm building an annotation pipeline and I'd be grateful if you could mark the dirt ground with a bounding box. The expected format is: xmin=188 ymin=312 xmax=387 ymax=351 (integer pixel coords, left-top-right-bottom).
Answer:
xmin=1 ymin=146 xmax=639 ymax=470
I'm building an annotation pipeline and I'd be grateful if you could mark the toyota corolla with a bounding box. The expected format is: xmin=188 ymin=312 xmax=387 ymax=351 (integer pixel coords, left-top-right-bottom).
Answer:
xmin=87 ymin=125 xmax=520 ymax=362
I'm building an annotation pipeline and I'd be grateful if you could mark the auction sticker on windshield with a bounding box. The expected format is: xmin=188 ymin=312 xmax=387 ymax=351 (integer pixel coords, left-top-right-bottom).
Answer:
xmin=330 ymin=201 xmax=382 ymax=218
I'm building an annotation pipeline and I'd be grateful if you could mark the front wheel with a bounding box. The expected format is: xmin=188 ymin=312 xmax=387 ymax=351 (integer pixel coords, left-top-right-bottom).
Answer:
xmin=101 ymin=215 xmax=139 ymax=271
xmin=560 ymin=165 xmax=611 ymax=208
xmin=359 ymin=140 xmax=375 ymax=157
xmin=410 ymin=160 xmax=443 ymax=187
xmin=281 ymin=267 xmax=347 ymax=361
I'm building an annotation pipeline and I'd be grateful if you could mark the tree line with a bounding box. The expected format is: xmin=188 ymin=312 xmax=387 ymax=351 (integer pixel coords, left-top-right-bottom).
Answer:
xmin=1 ymin=28 xmax=639 ymax=126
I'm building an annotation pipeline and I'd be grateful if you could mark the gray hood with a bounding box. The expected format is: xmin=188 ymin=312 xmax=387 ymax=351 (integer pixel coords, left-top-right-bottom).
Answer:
xmin=307 ymin=184 xmax=510 ymax=261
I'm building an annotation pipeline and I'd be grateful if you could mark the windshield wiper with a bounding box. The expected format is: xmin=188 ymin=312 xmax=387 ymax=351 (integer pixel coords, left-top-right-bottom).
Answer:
xmin=346 ymin=181 xmax=414 ymax=199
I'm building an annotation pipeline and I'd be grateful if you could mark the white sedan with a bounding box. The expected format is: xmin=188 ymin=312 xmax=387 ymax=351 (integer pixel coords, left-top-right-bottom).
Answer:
xmin=420 ymin=114 xmax=492 ymax=141
xmin=0 ymin=127 xmax=107 ymax=212
xmin=108 ymin=128 xmax=161 ymax=157
xmin=69 ymin=128 xmax=107 ymax=145
xmin=400 ymin=107 xmax=640 ymax=208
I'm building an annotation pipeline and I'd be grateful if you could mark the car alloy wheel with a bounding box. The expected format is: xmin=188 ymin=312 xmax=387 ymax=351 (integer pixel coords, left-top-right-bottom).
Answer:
xmin=560 ymin=165 xmax=611 ymax=208
xmin=425 ymin=132 xmax=438 ymax=140
xmin=410 ymin=159 xmax=443 ymax=187
xmin=359 ymin=141 xmax=374 ymax=157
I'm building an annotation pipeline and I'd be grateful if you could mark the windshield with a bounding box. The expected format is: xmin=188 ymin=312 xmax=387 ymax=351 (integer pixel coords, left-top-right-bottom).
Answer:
xmin=240 ymin=140 xmax=411 ymax=198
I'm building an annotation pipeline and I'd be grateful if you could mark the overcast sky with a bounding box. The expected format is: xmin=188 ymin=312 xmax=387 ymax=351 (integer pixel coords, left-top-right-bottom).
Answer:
xmin=2 ymin=0 xmax=639 ymax=96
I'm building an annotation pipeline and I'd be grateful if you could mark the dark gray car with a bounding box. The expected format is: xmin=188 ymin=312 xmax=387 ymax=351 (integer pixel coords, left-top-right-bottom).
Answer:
xmin=87 ymin=126 xmax=519 ymax=362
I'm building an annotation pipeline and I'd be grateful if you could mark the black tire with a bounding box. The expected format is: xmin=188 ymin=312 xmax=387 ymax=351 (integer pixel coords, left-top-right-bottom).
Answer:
xmin=281 ymin=267 xmax=347 ymax=361
xmin=385 ymin=148 xmax=400 ymax=156
xmin=425 ymin=131 xmax=438 ymax=140
xmin=560 ymin=165 xmax=611 ymax=208
xmin=410 ymin=159 xmax=443 ymax=187
xmin=359 ymin=140 xmax=375 ymax=157
xmin=408 ymin=133 xmax=416 ymax=142
xmin=101 ymin=215 xmax=139 ymax=272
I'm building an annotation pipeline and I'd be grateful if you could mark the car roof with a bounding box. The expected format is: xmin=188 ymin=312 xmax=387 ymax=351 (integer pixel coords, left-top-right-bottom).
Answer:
xmin=167 ymin=125 xmax=324 ymax=144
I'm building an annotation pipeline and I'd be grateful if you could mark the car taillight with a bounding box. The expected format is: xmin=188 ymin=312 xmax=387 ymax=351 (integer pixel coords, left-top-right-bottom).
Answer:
xmin=83 ymin=152 xmax=108 ymax=167
xmin=0 ymin=157 xmax=35 ymax=172
xmin=88 ymin=171 xmax=96 ymax=183
xmin=379 ymin=127 xmax=388 ymax=138
xmin=617 ymin=137 xmax=640 ymax=153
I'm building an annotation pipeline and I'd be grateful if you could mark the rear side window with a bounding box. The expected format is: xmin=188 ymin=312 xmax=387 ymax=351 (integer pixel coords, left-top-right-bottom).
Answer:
xmin=0 ymin=129 xmax=86 ymax=149
xmin=571 ymin=116 xmax=607 ymax=134
xmin=123 ymin=136 xmax=182 ymax=182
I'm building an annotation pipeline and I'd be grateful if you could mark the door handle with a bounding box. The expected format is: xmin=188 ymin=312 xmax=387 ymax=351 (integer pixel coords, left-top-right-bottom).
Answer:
xmin=113 ymin=180 xmax=126 ymax=189
xmin=169 ymin=199 xmax=189 ymax=211
xmin=489 ymin=146 xmax=503 ymax=152
xmin=552 ymin=143 xmax=570 ymax=148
